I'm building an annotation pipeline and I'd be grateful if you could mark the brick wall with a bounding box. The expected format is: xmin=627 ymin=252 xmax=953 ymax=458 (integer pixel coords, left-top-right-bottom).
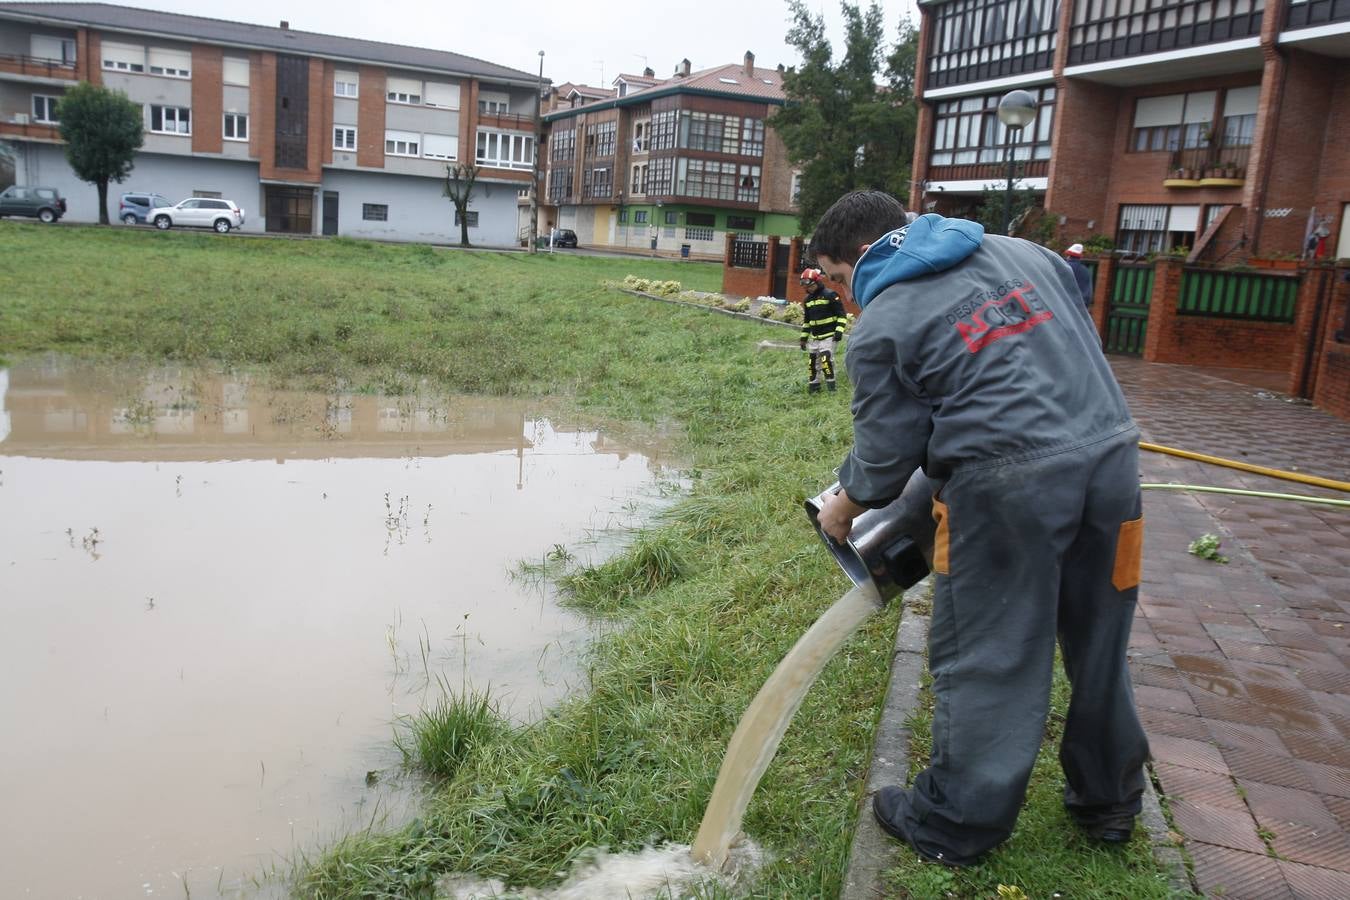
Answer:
xmin=321 ymin=60 xmax=335 ymax=166
xmin=1311 ymin=68 xmax=1350 ymax=260
xmin=357 ymin=65 xmax=386 ymax=169
xmin=459 ymin=78 xmax=478 ymax=167
xmin=247 ymin=51 xmax=264 ymax=161
xmin=761 ymin=127 xmax=794 ymax=215
xmin=78 ymin=29 xmax=100 ymax=86
xmin=1143 ymin=258 xmax=1300 ymax=371
xmin=721 ymin=231 xmax=772 ymax=298
xmin=1045 ymin=77 xmax=1121 ymax=242
xmin=191 ymin=44 xmax=223 ymax=155
xmin=1310 ymin=267 xmax=1349 ymax=419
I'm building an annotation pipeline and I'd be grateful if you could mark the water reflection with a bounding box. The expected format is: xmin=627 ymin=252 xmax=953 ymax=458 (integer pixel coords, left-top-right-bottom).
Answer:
xmin=0 ymin=357 xmax=679 ymax=900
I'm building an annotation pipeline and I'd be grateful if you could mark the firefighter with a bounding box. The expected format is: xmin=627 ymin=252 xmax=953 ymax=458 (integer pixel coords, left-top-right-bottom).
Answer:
xmin=799 ymin=267 xmax=847 ymax=393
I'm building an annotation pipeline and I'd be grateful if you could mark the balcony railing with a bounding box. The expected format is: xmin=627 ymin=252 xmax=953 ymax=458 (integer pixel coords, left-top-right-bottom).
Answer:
xmin=0 ymin=53 xmax=78 ymax=80
xmin=0 ymin=119 xmax=62 ymax=140
xmin=1165 ymin=144 xmax=1251 ymax=183
xmin=927 ymin=159 xmax=1051 ymax=184
xmin=1285 ymin=0 xmax=1350 ymax=29
xmin=1068 ymin=0 xmax=1265 ymax=66
xmin=477 ymin=111 xmax=537 ymax=131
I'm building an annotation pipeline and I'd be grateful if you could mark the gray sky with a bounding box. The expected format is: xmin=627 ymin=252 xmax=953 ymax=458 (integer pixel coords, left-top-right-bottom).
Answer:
xmin=94 ymin=0 xmax=920 ymax=86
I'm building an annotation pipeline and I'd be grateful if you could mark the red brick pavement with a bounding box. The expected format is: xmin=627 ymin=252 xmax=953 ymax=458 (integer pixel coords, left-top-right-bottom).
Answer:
xmin=1112 ymin=358 xmax=1350 ymax=900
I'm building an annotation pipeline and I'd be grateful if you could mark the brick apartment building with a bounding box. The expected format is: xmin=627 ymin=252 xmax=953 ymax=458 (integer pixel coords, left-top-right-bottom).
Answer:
xmin=909 ymin=0 xmax=1350 ymax=262
xmin=539 ymin=53 xmax=801 ymax=258
xmin=0 ymin=2 xmax=546 ymax=244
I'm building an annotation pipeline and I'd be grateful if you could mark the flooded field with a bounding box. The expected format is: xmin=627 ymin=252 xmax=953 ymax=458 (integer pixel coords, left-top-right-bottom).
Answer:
xmin=0 ymin=358 xmax=679 ymax=899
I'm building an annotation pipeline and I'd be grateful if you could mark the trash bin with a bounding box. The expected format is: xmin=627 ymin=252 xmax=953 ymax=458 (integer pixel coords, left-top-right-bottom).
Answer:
xmin=650 ymin=237 xmax=658 ymax=252
xmin=680 ymin=244 xmax=691 ymax=259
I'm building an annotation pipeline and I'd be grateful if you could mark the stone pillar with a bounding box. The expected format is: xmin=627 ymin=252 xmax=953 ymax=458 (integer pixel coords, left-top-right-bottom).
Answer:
xmin=1089 ymin=255 xmax=1115 ymax=345
xmin=1142 ymin=257 xmax=1183 ymax=363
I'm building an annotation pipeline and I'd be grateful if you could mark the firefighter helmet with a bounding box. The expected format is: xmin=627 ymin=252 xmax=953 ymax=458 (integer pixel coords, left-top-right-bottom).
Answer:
xmin=799 ymin=268 xmax=824 ymax=284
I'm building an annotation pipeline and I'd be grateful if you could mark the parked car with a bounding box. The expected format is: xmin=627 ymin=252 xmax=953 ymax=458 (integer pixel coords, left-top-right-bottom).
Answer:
xmin=147 ymin=197 xmax=245 ymax=233
xmin=0 ymin=185 xmax=67 ymax=223
xmin=549 ymin=228 xmax=579 ymax=248
xmin=119 ymin=192 xmax=174 ymax=225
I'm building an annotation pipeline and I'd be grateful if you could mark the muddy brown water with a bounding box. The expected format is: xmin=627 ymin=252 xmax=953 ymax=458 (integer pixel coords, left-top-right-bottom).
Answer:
xmin=0 ymin=359 xmax=678 ymax=899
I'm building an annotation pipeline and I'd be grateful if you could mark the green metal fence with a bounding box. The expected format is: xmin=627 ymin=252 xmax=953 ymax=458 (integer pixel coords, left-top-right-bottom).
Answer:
xmin=1178 ymin=269 xmax=1300 ymax=322
xmin=1105 ymin=263 xmax=1153 ymax=356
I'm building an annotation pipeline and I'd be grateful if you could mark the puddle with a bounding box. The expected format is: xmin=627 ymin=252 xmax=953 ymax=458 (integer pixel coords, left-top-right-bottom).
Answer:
xmin=0 ymin=358 xmax=680 ymax=899
xmin=1171 ymin=654 xmax=1235 ymax=677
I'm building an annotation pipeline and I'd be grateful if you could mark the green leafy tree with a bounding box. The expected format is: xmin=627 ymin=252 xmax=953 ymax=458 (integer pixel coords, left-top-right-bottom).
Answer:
xmin=772 ymin=1 xmax=919 ymax=234
xmin=443 ymin=163 xmax=479 ymax=247
xmin=56 ymin=82 xmax=144 ymax=225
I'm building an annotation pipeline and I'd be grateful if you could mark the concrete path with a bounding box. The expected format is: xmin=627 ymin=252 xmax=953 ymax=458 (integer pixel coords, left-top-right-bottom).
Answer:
xmin=839 ymin=357 xmax=1350 ymax=899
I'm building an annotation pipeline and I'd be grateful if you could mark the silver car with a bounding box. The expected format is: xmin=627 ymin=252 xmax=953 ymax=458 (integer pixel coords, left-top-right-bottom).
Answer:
xmin=148 ymin=197 xmax=245 ymax=233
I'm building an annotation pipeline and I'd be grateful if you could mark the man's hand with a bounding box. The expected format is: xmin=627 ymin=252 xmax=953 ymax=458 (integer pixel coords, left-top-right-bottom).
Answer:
xmin=818 ymin=488 xmax=867 ymax=543
xmin=800 ymin=338 xmax=808 ymax=351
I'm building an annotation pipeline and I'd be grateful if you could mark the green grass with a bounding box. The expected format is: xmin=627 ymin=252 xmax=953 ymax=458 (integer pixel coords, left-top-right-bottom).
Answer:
xmin=0 ymin=221 xmax=1173 ymax=898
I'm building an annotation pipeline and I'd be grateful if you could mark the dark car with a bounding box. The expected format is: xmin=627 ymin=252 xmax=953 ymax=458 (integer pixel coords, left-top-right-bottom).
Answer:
xmin=0 ymin=185 xmax=67 ymax=223
xmin=549 ymin=228 xmax=579 ymax=248
xmin=119 ymin=192 xmax=174 ymax=225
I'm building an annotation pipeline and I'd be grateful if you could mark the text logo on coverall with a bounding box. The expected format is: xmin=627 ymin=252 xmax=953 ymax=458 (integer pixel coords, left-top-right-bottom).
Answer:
xmin=945 ymin=279 xmax=1054 ymax=353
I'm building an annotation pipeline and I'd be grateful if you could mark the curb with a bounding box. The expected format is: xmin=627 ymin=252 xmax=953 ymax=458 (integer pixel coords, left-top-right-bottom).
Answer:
xmin=1140 ymin=766 xmax=1197 ymax=896
xmin=840 ymin=581 xmax=931 ymax=900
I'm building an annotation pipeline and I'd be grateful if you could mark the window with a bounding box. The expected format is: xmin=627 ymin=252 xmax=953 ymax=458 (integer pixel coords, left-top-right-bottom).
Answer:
xmin=1220 ymin=86 xmax=1259 ymax=148
xmin=478 ymin=91 xmax=510 ymax=114
xmin=148 ymin=47 xmax=191 ymax=78
xmin=192 ymin=190 xmax=223 ymax=199
xmin=650 ymin=110 xmax=678 ymax=150
xmin=676 ymin=111 xmax=745 ymax=154
xmin=790 ymin=172 xmax=802 ymax=205
xmin=1130 ymin=92 xmax=1214 ymax=152
xmin=385 ymin=130 xmax=420 ymax=156
xmin=634 ymin=210 xmax=649 ymax=224
xmin=387 ymin=77 xmax=422 ymax=105
xmin=222 ymin=113 xmax=248 ymax=141
xmin=686 ymin=225 xmax=715 ymax=241
xmin=664 ymin=210 xmax=678 ymax=225
xmin=223 ymin=56 xmax=249 ymax=86
xmin=333 ymin=126 xmax=357 ymax=151
xmin=632 ymin=118 xmax=649 ymax=152
xmin=547 ymin=168 xmax=574 ymax=203
xmin=676 ymin=158 xmax=739 ymax=201
xmin=476 ymin=129 xmax=534 ymax=170
xmin=585 ymin=166 xmax=613 ymax=199
xmin=727 ymin=215 xmax=756 ymax=231
xmin=363 ymin=203 xmax=388 ymax=221
xmin=737 ymin=165 xmax=761 ymax=203
xmin=618 ymin=209 xmax=629 ymax=222
xmin=425 ymin=82 xmax=460 ymax=109
xmin=32 ymin=94 xmax=60 ymax=124
xmin=150 ymin=105 xmax=191 ymax=135
xmin=647 ymin=157 xmax=674 ymax=195
xmin=1117 ymin=204 xmax=1199 ymax=255
xmin=931 ymin=86 xmax=1057 ymax=165
xmin=740 ymin=117 xmax=765 ymax=156
xmin=102 ymin=42 xmax=145 ymax=73
xmin=30 ymin=35 xmax=76 ymax=64
xmin=334 ymin=71 xmax=359 ymax=97
xmin=421 ymin=133 xmax=457 ymax=161
xmin=551 ymin=128 xmax=576 ymax=161
xmin=631 ymin=163 xmax=648 ymax=194
xmin=454 ymin=210 xmax=480 ymax=227
xmin=586 ymin=121 xmax=616 ymax=157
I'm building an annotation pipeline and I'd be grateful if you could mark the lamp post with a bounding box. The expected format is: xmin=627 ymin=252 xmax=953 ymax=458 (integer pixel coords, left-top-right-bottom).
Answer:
xmin=996 ymin=89 xmax=1037 ymax=236
xmin=529 ymin=49 xmax=545 ymax=255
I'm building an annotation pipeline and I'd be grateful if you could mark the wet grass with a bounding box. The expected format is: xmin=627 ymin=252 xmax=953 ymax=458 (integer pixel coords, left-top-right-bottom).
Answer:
xmin=0 ymin=221 xmax=1171 ymax=898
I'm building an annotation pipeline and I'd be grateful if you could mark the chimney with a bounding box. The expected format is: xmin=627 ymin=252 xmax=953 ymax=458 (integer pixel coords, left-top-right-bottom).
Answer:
xmin=675 ymin=58 xmax=690 ymax=78
xmin=777 ymin=63 xmax=785 ymax=73
xmin=279 ymin=20 xmax=289 ymax=29
xmin=643 ymin=66 xmax=654 ymax=78
xmin=743 ymin=51 xmax=755 ymax=76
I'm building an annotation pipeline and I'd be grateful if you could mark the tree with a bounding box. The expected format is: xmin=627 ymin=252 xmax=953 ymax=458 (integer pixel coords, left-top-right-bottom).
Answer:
xmin=772 ymin=1 xmax=919 ymax=234
xmin=443 ymin=163 xmax=479 ymax=247
xmin=57 ymin=82 xmax=144 ymax=225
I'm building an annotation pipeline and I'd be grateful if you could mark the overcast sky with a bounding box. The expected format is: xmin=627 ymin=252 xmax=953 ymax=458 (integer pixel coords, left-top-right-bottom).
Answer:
xmin=90 ymin=0 xmax=920 ymax=86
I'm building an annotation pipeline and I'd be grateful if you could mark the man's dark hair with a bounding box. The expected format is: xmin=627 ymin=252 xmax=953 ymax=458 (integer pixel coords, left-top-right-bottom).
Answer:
xmin=811 ymin=190 xmax=908 ymax=266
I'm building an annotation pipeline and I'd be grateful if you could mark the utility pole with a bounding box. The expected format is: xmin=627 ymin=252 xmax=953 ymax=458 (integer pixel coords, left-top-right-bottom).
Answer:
xmin=529 ymin=49 xmax=545 ymax=255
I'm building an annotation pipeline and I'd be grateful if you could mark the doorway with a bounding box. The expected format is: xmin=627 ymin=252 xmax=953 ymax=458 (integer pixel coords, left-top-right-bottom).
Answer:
xmin=265 ymin=186 xmax=313 ymax=234
xmin=322 ymin=191 xmax=339 ymax=236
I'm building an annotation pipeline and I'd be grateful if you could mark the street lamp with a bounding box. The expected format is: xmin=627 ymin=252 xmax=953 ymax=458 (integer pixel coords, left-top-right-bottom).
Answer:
xmin=529 ymin=49 xmax=545 ymax=255
xmin=997 ymin=89 xmax=1037 ymax=236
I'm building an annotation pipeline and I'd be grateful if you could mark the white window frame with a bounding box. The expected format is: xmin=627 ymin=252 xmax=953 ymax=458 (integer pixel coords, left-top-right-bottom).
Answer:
xmin=32 ymin=94 xmax=60 ymax=124
xmin=333 ymin=126 xmax=357 ymax=151
xmin=475 ymin=129 xmax=534 ymax=170
xmin=384 ymin=130 xmax=420 ymax=157
xmin=478 ymin=90 xmax=510 ymax=115
xmin=386 ymin=77 xmax=422 ymax=105
xmin=101 ymin=42 xmax=145 ymax=73
xmin=147 ymin=47 xmax=191 ymax=79
xmin=149 ymin=105 xmax=191 ymax=136
xmin=424 ymin=82 xmax=460 ymax=109
xmin=335 ymin=71 xmax=359 ymax=98
xmin=222 ymin=113 xmax=248 ymax=142
xmin=223 ymin=56 xmax=250 ymax=86
xmin=421 ymin=132 xmax=457 ymax=161
xmin=362 ymin=203 xmax=388 ymax=222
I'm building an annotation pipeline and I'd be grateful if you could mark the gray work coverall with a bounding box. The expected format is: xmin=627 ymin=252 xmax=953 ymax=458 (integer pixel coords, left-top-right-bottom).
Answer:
xmin=838 ymin=214 xmax=1149 ymax=864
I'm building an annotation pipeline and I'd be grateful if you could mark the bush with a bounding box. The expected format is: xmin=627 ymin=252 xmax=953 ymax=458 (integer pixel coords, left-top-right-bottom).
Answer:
xmin=729 ymin=298 xmax=751 ymax=313
xmin=778 ymin=304 xmax=804 ymax=324
xmin=757 ymin=303 xmax=776 ymax=318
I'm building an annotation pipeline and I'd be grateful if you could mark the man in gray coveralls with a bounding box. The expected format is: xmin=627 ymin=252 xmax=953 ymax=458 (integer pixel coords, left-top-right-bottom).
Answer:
xmin=813 ymin=190 xmax=1149 ymax=867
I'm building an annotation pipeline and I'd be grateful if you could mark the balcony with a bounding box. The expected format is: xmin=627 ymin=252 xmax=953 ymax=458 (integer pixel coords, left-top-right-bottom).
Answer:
xmin=927 ymin=158 xmax=1050 ymax=185
xmin=1162 ymin=144 xmax=1250 ymax=187
xmin=0 ymin=53 xmax=78 ymax=82
xmin=477 ymin=111 xmax=537 ymax=132
xmin=1286 ymin=0 xmax=1350 ymax=30
xmin=0 ymin=118 xmax=61 ymax=141
xmin=1068 ymin=0 xmax=1265 ymax=66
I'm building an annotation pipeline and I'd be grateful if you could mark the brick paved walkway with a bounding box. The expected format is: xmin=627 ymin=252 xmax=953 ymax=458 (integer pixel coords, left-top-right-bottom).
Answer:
xmin=1113 ymin=358 xmax=1350 ymax=899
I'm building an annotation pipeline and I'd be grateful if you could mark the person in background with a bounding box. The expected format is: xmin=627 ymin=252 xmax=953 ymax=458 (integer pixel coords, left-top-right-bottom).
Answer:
xmin=812 ymin=190 xmax=1148 ymax=868
xmin=1064 ymin=243 xmax=1094 ymax=308
xmin=799 ymin=267 xmax=847 ymax=393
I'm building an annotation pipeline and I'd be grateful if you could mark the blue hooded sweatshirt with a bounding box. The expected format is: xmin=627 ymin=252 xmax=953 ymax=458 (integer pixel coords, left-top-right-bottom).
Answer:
xmin=836 ymin=215 xmax=1135 ymax=506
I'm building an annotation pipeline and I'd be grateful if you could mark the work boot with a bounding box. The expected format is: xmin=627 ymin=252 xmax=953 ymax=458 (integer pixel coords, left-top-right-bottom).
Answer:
xmin=872 ymin=787 xmax=981 ymax=868
xmin=808 ymin=382 xmax=822 ymax=394
xmin=826 ymin=380 xmax=837 ymax=392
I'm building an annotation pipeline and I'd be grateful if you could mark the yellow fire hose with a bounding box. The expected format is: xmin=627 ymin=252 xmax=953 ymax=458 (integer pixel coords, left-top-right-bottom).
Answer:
xmin=1139 ymin=441 xmax=1350 ymax=494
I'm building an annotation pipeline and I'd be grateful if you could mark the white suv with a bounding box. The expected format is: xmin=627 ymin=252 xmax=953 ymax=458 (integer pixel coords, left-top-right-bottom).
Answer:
xmin=149 ymin=198 xmax=246 ymax=233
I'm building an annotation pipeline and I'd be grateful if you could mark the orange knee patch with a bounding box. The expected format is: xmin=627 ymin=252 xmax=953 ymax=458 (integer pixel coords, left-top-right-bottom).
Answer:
xmin=1112 ymin=517 xmax=1144 ymax=591
xmin=932 ymin=497 xmax=950 ymax=575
